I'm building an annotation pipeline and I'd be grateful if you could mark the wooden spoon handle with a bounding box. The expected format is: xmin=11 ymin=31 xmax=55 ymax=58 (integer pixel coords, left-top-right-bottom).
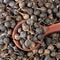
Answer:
xmin=44 ymin=23 xmax=60 ymax=36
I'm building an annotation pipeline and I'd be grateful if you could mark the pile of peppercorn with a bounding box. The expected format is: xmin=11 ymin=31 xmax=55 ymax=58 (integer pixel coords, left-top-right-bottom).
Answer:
xmin=0 ymin=0 xmax=60 ymax=60
xmin=14 ymin=19 xmax=46 ymax=49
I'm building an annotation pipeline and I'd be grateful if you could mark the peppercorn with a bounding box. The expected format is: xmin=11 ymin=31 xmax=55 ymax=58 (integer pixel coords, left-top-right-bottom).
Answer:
xmin=44 ymin=49 xmax=50 ymax=55
xmin=0 ymin=4 xmax=5 ymax=8
xmin=9 ymin=1 xmax=16 ymax=8
xmin=0 ymin=38 xmax=4 ymax=45
xmin=23 ymin=14 xmax=29 ymax=20
xmin=0 ymin=0 xmax=3 ymax=3
xmin=56 ymin=54 xmax=60 ymax=60
xmin=6 ymin=16 xmax=11 ymax=21
xmin=52 ymin=33 xmax=59 ymax=40
xmin=53 ymin=8 xmax=58 ymax=13
xmin=3 ymin=0 xmax=9 ymax=4
xmin=27 ymin=52 xmax=33 ymax=58
xmin=56 ymin=43 xmax=60 ymax=49
xmin=38 ymin=18 xmax=43 ymax=23
xmin=35 ymin=28 xmax=43 ymax=34
xmin=40 ymin=13 xmax=47 ymax=18
xmin=47 ymin=9 xmax=52 ymax=14
xmin=10 ymin=54 xmax=17 ymax=60
xmin=7 ymin=29 xmax=12 ymax=36
xmin=48 ymin=14 xmax=53 ymax=20
xmin=20 ymin=31 xmax=26 ymax=38
xmin=38 ymin=48 xmax=44 ymax=54
xmin=0 ymin=57 xmax=4 ymax=60
xmin=50 ymin=52 xmax=57 ymax=57
xmin=34 ymin=23 xmax=39 ymax=28
xmin=48 ymin=0 xmax=53 ymax=3
xmin=19 ymin=1 xmax=25 ymax=8
xmin=32 ymin=49 xmax=38 ymax=54
xmin=45 ymin=3 xmax=51 ymax=8
xmin=10 ymin=20 xmax=16 ymax=28
xmin=40 ymin=7 xmax=47 ymax=12
xmin=48 ymin=44 xmax=54 ymax=51
xmin=19 ymin=12 xmax=29 ymax=20
xmin=34 ymin=9 xmax=40 ymax=16
xmin=22 ymin=23 xmax=29 ymax=31
xmin=54 ymin=0 xmax=60 ymax=4
xmin=24 ymin=40 xmax=32 ymax=48
xmin=27 ymin=8 xmax=33 ymax=15
xmin=23 ymin=57 xmax=28 ymax=60
xmin=43 ymin=27 xmax=47 ymax=33
xmin=8 ymin=47 xmax=14 ymax=54
xmin=44 ymin=37 xmax=51 ymax=45
xmin=16 ymin=16 xmax=22 ymax=22
xmin=30 ymin=15 xmax=37 ymax=21
xmin=26 ymin=19 xmax=34 ymax=25
xmin=4 ymin=37 xmax=10 ymax=44
xmin=37 ymin=34 xmax=43 ymax=40
xmin=4 ymin=22 xmax=11 ymax=28
xmin=18 ymin=28 xmax=22 ymax=33
xmin=22 ymin=44 xmax=27 ymax=49
xmin=32 ymin=2 xmax=38 ymax=8
xmin=0 ymin=24 xmax=6 ymax=31
xmin=34 ymin=56 xmax=40 ymax=60
xmin=44 ymin=19 xmax=52 ymax=25
xmin=12 ymin=9 xmax=18 ymax=15
xmin=20 ymin=39 xmax=25 ymax=45
xmin=38 ymin=1 xmax=43 ymax=7
xmin=33 ymin=36 xmax=38 ymax=43
xmin=27 ymin=2 xmax=33 ymax=8
xmin=44 ymin=55 xmax=54 ymax=60
xmin=56 ymin=12 xmax=60 ymax=18
xmin=50 ymin=4 xmax=55 ymax=9
xmin=15 ymin=34 xmax=20 ymax=40
xmin=30 ymin=42 xmax=35 ymax=49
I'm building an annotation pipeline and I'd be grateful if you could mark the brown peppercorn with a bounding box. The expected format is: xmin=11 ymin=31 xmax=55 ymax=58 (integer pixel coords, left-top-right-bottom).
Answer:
xmin=6 ymin=16 xmax=11 ymax=21
xmin=56 ymin=43 xmax=60 ymax=49
xmin=52 ymin=33 xmax=59 ymax=40
xmin=27 ymin=52 xmax=33 ymax=58
xmin=23 ymin=14 xmax=29 ymax=20
xmin=48 ymin=44 xmax=54 ymax=51
xmin=4 ymin=22 xmax=11 ymax=28
xmin=38 ymin=48 xmax=44 ymax=54
xmin=19 ymin=1 xmax=25 ymax=8
xmin=22 ymin=57 xmax=28 ymax=60
xmin=47 ymin=9 xmax=52 ymax=14
xmin=22 ymin=23 xmax=29 ymax=31
xmin=44 ymin=49 xmax=50 ymax=55
xmin=7 ymin=29 xmax=12 ymax=36
xmin=14 ymin=34 xmax=20 ymax=40
xmin=16 ymin=16 xmax=22 ymax=22
xmin=18 ymin=28 xmax=22 ymax=33
xmin=34 ymin=56 xmax=40 ymax=60
xmin=45 ymin=3 xmax=51 ymax=8
xmin=50 ymin=52 xmax=57 ymax=57
xmin=10 ymin=20 xmax=16 ymax=28
xmin=36 ymin=7 xmax=46 ymax=12
xmin=30 ymin=42 xmax=35 ymax=49
xmin=15 ymin=0 xmax=19 ymax=2
xmin=32 ymin=49 xmax=38 ymax=54
xmin=4 ymin=37 xmax=9 ymax=44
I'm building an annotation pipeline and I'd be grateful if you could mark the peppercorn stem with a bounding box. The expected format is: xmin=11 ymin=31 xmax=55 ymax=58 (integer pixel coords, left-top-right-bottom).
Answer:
xmin=36 ymin=8 xmax=43 ymax=10
xmin=16 ymin=10 xmax=25 ymax=16
xmin=0 ymin=20 xmax=10 ymax=24
xmin=2 ymin=43 xmax=8 ymax=51
xmin=10 ymin=16 xmax=16 ymax=18
xmin=16 ymin=10 xmax=29 ymax=19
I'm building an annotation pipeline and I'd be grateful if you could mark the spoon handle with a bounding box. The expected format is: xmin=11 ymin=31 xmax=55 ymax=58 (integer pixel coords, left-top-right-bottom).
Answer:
xmin=44 ymin=23 xmax=60 ymax=36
